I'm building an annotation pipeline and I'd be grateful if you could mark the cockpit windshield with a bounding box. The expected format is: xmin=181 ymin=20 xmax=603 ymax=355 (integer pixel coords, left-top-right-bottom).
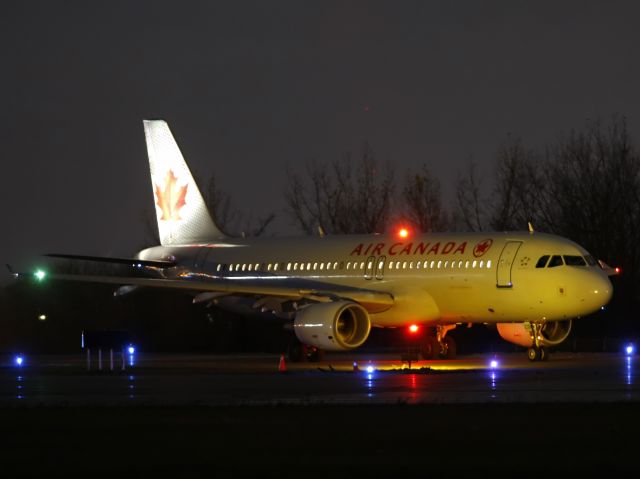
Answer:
xmin=547 ymin=255 xmax=564 ymax=268
xmin=535 ymin=255 xmax=550 ymax=268
xmin=535 ymin=254 xmax=594 ymax=268
xmin=563 ymin=255 xmax=587 ymax=266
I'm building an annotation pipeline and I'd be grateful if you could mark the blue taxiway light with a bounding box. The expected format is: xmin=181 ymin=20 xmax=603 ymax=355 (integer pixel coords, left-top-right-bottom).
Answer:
xmin=128 ymin=346 xmax=135 ymax=355
xmin=626 ymin=344 xmax=635 ymax=356
xmin=15 ymin=355 xmax=24 ymax=366
xmin=490 ymin=359 xmax=499 ymax=369
xmin=366 ymin=365 xmax=374 ymax=374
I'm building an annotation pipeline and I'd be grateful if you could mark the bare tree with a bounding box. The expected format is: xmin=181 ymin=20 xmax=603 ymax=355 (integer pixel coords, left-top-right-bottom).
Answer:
xmin=401 ymin=164 xmax=449 ymax=232
xmin=203 ymin=174 xmax=275 ymax=237
xmin=489 ymin=136 xmax=547 ymax=231
xmin=453 ymin=160 xmax=487 ymax=231
xmin=542 ymin=117 xmax=640 ymax=273
xmin=285 ymin=143 xmax=395 ymax=234
xmin=483 ymin=116 xmax=640 ymax=303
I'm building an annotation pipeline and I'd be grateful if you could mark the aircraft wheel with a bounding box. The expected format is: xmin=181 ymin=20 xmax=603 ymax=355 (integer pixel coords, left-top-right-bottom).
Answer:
xmin=441 ymin=336 xmax=457 ymax=359
xmin=527 ymin=347 xmax=541 ymax=362
xmin=421 ymin=337 xmax=440 ymax=360
xmin=540 ymin=347 xmax=549 ymax=361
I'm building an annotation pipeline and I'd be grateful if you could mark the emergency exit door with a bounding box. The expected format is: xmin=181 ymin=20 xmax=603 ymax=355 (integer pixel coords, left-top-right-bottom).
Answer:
xmin=496 ymin=241 xmax=522 ymax=287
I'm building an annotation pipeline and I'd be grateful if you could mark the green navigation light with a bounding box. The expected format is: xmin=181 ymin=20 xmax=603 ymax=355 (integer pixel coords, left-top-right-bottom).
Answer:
xmin=34 ymin=270 xmax=46 ymax=281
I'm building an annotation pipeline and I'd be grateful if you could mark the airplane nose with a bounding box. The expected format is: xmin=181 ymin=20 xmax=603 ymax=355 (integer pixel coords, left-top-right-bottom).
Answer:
xmin=588 ymin=272 xmax=613 ymax=309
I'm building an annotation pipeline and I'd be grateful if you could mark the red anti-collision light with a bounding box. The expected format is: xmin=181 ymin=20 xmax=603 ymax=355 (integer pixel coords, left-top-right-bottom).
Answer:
xmin=398 ymin=228 xmax=409 ymax=239
xmin=408 ymin=324 xmax=419 ymax=334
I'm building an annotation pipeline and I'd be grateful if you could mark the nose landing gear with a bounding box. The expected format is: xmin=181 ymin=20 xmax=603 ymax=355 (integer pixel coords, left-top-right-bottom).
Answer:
xmin=527 ymin=346 xmax=548 ymax=362
xmin=527 ymin=323 xmax=549 ymax=362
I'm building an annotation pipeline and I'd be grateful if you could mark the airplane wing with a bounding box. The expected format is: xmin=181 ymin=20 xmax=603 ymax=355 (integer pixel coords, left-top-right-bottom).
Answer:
xmin=37 ymin=273 xmax=395 ymax=313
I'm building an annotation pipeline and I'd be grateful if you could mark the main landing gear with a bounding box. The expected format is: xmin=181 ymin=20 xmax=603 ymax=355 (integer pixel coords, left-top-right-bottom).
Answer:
xmin=420 ymin=325 xmax=457 ymax=360
xmin=287 ymin=340 xmax=324 ymax=363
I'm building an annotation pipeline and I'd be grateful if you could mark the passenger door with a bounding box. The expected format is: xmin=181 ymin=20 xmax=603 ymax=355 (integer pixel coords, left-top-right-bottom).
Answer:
xmin=496 ymin=241 xmax=522 ymax=287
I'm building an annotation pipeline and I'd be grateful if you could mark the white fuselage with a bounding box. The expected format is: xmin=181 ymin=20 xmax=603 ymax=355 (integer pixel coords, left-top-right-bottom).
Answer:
xmin=137 ymin=231 xmax=613 ymax=328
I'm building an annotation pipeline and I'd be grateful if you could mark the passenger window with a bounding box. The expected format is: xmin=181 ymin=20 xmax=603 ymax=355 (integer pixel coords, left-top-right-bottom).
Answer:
xmin=536 ymin=255 xmax=550 ymax=268
xmin=547 ymin=255 xmax=563 ymax=268
xmin=564 ymin=255 xmax=587 ymax=266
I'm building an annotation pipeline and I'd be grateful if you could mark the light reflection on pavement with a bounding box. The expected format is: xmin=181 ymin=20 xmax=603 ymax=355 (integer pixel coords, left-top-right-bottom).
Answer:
xmin=0 ymin=352 xmax=637 ymax=406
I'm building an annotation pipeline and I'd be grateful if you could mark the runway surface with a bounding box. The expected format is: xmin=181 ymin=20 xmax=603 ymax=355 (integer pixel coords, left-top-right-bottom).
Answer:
xmin=0 ymin=351 xmax=637 ymax=406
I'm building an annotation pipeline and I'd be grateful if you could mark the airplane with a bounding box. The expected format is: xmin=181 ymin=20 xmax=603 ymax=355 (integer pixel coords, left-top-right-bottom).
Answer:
xmin=36 ymin=119 xmax=614 ymax=362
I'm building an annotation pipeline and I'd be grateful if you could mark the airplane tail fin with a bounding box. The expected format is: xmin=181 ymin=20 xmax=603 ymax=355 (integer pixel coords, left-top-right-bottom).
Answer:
xmin=143 ymin=119 xmax=225 ymax=245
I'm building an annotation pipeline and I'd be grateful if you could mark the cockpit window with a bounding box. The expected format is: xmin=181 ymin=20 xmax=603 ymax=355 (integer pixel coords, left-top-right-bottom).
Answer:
xmin=584 ymin=255 xmax=597 ymax=266
xmin=564 ymin=255 xmax=587 ymax=266
xmin=536 ymin=255 xmax=550 ymax=268
xmin=547 ymin=255 xmax=564 ymax=268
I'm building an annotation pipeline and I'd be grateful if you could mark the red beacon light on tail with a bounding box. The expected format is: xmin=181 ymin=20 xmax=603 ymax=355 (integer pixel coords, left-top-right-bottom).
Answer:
xmin=408 ymin=324 xmax=420 ymax=334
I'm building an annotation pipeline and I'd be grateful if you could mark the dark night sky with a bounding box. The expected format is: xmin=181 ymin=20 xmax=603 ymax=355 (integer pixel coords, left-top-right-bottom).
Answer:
xmin=3 ymin=1 xmax=640 ymax=274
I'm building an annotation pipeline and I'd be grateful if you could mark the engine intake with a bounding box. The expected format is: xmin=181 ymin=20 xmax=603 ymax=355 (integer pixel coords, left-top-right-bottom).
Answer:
xmin=497 ymin=320 xmax=572 ymax=348
xmin=294 ymin=301 xmax=371 ymax=351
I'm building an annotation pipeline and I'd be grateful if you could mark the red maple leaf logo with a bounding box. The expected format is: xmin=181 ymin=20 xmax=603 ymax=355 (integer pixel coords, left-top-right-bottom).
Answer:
xmin=155 ymin=170 xmax=188 ymax=221
xmin=473 ymin=239 xmax=493 ymax=257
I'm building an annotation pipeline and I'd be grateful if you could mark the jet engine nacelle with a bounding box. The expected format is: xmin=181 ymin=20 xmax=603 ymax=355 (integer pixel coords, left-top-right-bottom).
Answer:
xmin=497 ymin=320 xmax=572 ymax=348
xmin=294 ymin=301 xmax=371 ymax=351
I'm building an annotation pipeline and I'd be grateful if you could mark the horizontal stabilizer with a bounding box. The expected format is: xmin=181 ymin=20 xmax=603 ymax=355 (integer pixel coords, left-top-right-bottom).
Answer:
xmin=45 ymin=253 xmax=176 ymax=268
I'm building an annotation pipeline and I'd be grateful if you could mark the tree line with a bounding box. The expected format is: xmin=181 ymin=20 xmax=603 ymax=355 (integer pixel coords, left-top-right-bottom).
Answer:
xmin=201 ymin=116 xmax=638 ymax=306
